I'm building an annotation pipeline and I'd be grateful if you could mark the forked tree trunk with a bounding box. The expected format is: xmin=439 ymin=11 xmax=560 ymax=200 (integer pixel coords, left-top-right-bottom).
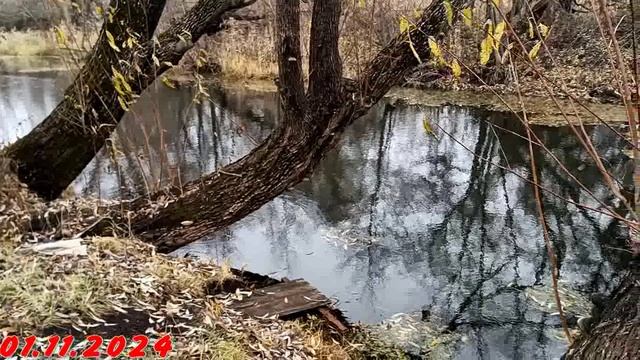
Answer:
xmin=3 ymin=0 xmax=256 ymax=200
xmin=122 ymin=0 xmax=470 ymax=252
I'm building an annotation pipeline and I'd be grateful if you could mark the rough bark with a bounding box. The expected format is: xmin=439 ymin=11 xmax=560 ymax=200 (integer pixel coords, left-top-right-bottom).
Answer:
xmin=565 ymin=270 xmax=640 ymax=360
xmin=3 ymin=0 xmax=257 ymax=200
xmin=275 ymin=0 xmax=306 ymax=127
xmin=121 ymin=0 xmax=470 ymax=253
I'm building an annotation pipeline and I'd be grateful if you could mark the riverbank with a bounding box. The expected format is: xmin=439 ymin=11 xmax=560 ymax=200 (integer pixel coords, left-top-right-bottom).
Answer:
xmin=0 ymin=168 xmax=407 ymax=359
xmin=168 ymin=69 xmax=631 ymax=127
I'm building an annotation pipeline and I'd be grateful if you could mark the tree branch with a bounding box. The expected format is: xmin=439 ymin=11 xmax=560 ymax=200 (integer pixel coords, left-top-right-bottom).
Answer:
xmin=116 ymin=0 xmax=471 ymax=252
xmin=4 ymin=0 xmax=257 ymax=200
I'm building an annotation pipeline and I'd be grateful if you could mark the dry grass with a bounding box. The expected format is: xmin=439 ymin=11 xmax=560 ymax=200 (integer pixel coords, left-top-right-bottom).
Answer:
xmin=0 ymin=30 xmax=60 ymax=56
xmin=0 ymin=28 xmax=96 ymax=57
xmin=216 ymin=50 xmax=278 ymax=81
xmin=0 ymin=169 xmax=402 ymax=358
xmin=0 ymin=234 xmax=372 ymax=358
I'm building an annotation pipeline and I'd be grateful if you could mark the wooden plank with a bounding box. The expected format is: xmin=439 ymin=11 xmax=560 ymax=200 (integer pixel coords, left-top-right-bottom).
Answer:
xmin=230 ymin=279 xmax=331 ymax=318
xmin=318 ymin=307 xmax=349 ymax=332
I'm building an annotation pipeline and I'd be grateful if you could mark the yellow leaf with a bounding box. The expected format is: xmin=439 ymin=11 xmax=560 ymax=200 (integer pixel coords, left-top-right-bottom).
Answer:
xmin=538 ymin=23 xmax=550 ymax=38
xmin=117 ymin=96 xmax=130 ymax=111
xmin=423 ymin=117 xmax=438 ymax=138
xmin=529 ymin=41 xmax=542 ymax=60
xmin=161 ymin=77 xmax=176 ymax=89
xmin=359 ymin=0 xmax=366 ymax=8
xmin=462 ymin=8 xmax=473 ymax=27
xmin=399 ymin=17 xmax=410 ymax=34
xmin=493 ymin=21 xmax=506 ymax=48
xmin=105 ymin=30 xmax=120 ymax=52
xmin=428 ymin=37 xmax=444 ymax=65
xmin=443 ymin=0 xmax=453 ymax=26
xmin=450 ymin=59 xmax=462 ymax=78
xmin=491 ymin=0 xmax=500 ymax=7
xmin=528 ymin=21 xmax=535 ymax=39
xmin=53 ymin=26 xmax=66 ymax=47
xmin=480 ymin=35 xmax=494 ymax=65
xmin=95 ymin=5 xmax=104 ymax=16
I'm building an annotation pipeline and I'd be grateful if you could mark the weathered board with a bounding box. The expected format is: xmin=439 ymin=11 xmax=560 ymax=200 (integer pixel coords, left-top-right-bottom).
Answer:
xmin=230 ymin=279 xmax=332 ymax=318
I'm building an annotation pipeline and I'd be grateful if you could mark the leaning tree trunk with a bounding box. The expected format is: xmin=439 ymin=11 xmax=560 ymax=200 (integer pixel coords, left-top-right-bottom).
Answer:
xmin=109 ymin=0 xmax=471 ymax=253
xmin=3 ymin=0 xmax=256 ymax=200
xmin=565 ymin=270 xmax=640 ymax=359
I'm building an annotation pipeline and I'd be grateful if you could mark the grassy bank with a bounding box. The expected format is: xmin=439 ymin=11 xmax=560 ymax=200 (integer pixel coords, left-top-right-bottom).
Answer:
xmin=0 ymin=166 xmax=406 ymax=359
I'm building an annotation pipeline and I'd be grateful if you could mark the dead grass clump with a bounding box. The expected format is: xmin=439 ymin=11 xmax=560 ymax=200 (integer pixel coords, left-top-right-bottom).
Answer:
xmin=0 ymin=245 xmax=115 ymax=331
xmin=0 ymin=28 xmax=97 ymax=57
xmin=0 ymin=30 xmax=60 ymax=56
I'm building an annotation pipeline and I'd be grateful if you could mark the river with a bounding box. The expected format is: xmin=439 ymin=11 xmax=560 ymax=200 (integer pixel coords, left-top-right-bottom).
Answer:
xmin=0 ymin=66 xmax=632 ymax=359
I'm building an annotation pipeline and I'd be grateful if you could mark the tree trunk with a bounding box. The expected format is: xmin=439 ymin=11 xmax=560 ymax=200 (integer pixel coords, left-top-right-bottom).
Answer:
xmin=565 ymin=270 xmax=640 ymax=359
xmin=117 ymin=0 xmax=470 ymax=253
xmin=3 ymin=0 xmax=257 ymax=200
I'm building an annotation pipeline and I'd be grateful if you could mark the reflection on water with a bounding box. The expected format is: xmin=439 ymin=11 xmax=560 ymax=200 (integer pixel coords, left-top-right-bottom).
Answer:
xmin=0 ymin=73 xmax=632 ymax=359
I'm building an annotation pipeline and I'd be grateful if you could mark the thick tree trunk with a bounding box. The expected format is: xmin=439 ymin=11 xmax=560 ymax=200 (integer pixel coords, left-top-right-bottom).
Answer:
xmin=565 ymin=270 xmax=640 ymax=359
xmin=120 ymin=0 xmax=470 ymax=253
xmin=3 ymin=0 xmax=256 ymax=200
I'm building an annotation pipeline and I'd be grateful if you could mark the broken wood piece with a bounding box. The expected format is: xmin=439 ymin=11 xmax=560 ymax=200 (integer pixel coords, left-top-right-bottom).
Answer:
xmin=229 ymin=279 xmax=331 ymax=318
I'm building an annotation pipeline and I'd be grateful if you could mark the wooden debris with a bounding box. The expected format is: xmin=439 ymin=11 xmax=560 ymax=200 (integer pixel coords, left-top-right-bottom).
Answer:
xmin=230 ymin=279 xmax=331 ymax=318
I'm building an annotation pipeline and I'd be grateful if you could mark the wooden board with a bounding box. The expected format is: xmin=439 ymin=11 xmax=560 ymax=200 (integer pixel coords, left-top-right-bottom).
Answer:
xmin=230 ymin=279 xmax=331 ymax=318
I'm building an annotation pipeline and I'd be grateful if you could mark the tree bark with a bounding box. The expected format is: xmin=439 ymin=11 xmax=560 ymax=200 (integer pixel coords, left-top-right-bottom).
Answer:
xmin=121 ymin=0 xmax=470 ymax=253
xmin=565 ymin=270 xmax=640 ymax=360
xmin=3 ymin=0 xmax=256 ymax=200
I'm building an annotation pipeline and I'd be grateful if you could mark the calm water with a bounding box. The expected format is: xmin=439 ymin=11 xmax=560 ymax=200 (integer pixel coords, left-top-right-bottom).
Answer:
xmin=0 ymin=70 xmax=632 ymax=359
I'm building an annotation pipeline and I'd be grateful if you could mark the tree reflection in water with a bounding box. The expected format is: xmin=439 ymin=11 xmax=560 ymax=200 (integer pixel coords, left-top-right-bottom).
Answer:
xmin=11 ymin=82 xmax=627 ymax=359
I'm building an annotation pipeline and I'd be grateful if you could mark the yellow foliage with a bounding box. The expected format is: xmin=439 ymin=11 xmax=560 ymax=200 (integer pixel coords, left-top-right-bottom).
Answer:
xmin=53 ymin=26 xmax=66 ymax=47
xmin=450 ymin=59 xmax=462 ymax=78
xmin=494 ymin=21 xmax=506 ymax=48
xmin=443 ymin=0 xmax=454 ymax=26
xmin=529 ymin=41 xmax=542 ymax=60
xmin=528 ymin=21 xmax=535 ymax=39
xmin=428 ymin=37 xmax=444 ymax=65
xmin=105 ymin=30 xmax=120 ymax=52
xmin=538 ymin=23 xmax=550 ymax=38
xmin=480 ymin=35 xmax=494 ymax=65
xmin=423 ymin=117 xmax=438 ymax=138
xmin=462 ymin=8 xmax=473 ymax=27
xmin=399 ymin=17 xmax=411 ymax=33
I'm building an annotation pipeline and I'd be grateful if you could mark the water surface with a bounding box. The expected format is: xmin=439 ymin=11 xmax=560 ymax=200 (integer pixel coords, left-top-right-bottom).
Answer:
xmin=0 ymin=71 xmax=632 ymax=359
